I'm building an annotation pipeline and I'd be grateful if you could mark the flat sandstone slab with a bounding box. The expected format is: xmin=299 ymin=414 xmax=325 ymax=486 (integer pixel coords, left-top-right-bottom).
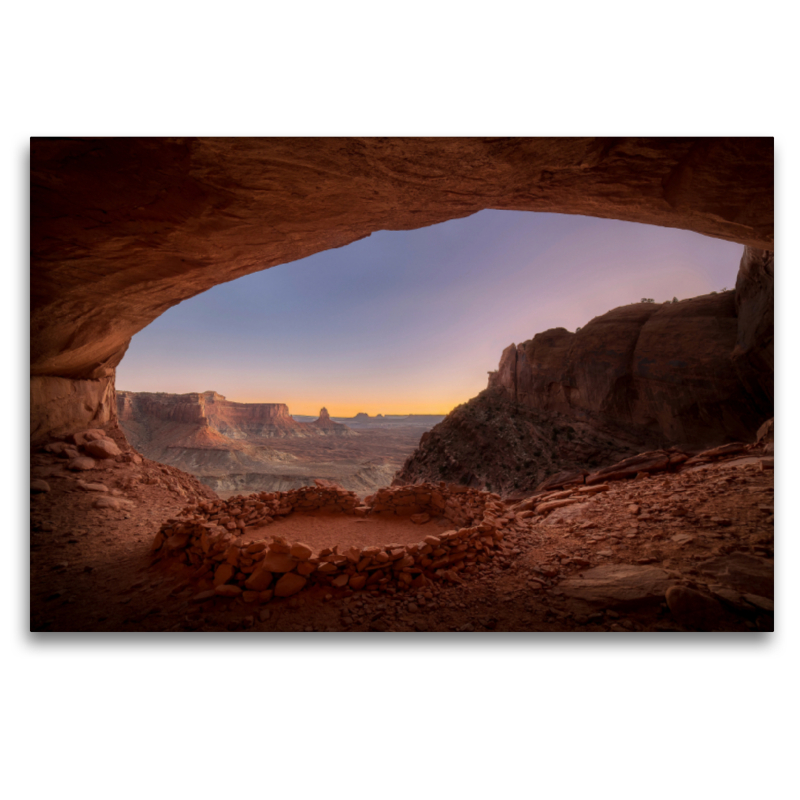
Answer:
xmin=559 ymin=564 xmax=673 ymax=608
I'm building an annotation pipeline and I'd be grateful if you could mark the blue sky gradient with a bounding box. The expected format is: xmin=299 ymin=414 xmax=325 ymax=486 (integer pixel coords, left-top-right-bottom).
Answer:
xmin=117 ymin=210 xmax=744 ymax=416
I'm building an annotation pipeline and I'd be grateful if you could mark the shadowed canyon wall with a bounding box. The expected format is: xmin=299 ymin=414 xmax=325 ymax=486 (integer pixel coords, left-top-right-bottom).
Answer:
xmin=487 ymin=288 xmax=772 ymax=446
xmin=30 ymin=137 xmax=773 ymax=442
xmin=394 ymin=277 xmax=774 ymax=495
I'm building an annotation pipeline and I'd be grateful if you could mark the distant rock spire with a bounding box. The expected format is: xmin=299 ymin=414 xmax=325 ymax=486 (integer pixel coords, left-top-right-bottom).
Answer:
xmin=318 ymin=407 xmax=330 ymax=420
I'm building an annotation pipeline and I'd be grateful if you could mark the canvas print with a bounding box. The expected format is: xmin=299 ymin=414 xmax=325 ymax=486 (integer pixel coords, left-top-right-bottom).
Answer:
xmin=29 ymin=137 xmax=774 ymax=632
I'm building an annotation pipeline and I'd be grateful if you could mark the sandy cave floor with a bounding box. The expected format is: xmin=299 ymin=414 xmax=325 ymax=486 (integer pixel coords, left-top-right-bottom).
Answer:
xmin=29 ymin=444 xmax=775 ymax=633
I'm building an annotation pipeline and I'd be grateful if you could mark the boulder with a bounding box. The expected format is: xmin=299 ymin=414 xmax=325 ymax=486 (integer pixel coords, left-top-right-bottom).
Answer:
xmin=559 ymin=564 xmax=673 ymax=608
xmin=289 ymin=542 xmax=313 ymax=560
xmin=756 ymin=418 xmax=774 ymax=454
xmin=743 ymin=594 xmax=774 ymax=613
xmin=537 ymin=470 xmax=587 ymax=492
xmin=213 ymin=563 xmax=235 ymax=586
xmin=44 ymin=441 xmax=80 ymax=458
xmin=83 ymin=438 xmax=122 ymax=459
xmin=696 ymin=554 xmax=773 ymax=598
xmin=586 ymin=451 xmax=671 ymax=485
xmin=92 ymin=496 xmax=121 ymax=510
xmin=30 ymin=479 xmax=51 ymax=493
xmin=67 ymin=457 xmax=96 ymax=471
xmin=349 ymin=575 xmax=367 ymax=590
xmin=71 ymin=429 xmax=106 ymax=446
xmin=244 ymin=568 xmax=273 ymax=592
xmin=261 ymin=551 xmax=299 ymax=573
xmin=274 ymin=573 xmax=307 ymax=597
xmin=684 ymin=442 xmax=747 ymax=464
xmin=536 ymin=497 xmax=585 ymax=515
xmin=665 ymin=585 xmax=726 ymax=628
xmin=215 ymin=585 xmax=242 ymax=598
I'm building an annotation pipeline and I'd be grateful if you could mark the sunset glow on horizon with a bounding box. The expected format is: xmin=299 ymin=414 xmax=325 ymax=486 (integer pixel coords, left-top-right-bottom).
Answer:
xmin=116 ymin=210 xmax=745 ymax=417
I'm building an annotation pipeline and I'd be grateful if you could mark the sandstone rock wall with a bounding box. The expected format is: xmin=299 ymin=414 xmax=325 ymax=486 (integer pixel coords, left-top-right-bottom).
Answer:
xmin=488 ymin=291 xmax=771 ymax=447
xmin=31 ymin=375 xmax=117 ymax=442
xmin=733 ymin=247 xmax=774 ymax=406
xmin=30 ymin=137 xmax=773 ymax=441
xmin=117 ymin=391 xmax=352 ymax=441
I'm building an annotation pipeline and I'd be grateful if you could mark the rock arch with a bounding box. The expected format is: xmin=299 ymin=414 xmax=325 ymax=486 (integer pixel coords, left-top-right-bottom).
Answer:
xmin=30 ymin=137 xmax=773 ymax=442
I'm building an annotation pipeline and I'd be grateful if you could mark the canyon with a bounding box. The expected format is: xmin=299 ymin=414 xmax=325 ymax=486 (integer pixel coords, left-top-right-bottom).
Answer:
xmin=28 ymin=137 xmax=774 ymax=633
xmin=118 ymin=390 xmax=444 ymax=495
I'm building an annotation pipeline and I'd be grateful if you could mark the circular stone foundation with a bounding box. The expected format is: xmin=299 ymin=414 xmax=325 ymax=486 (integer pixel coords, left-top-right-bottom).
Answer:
xmin=150 ymin=483 xmax=510 ymax=601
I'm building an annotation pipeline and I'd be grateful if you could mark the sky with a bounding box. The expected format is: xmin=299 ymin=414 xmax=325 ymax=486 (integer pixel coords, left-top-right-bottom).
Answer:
xmin=116 ymin=210 xmax=745 ymax=417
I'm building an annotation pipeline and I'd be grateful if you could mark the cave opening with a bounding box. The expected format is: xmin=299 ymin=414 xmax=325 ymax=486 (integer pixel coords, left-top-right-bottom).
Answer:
xmin=114 ymin=209 xmax=745 ymax=499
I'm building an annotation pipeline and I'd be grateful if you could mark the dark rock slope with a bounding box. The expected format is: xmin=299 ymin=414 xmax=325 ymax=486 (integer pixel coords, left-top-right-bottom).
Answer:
xmin=394 ymin=390 xmax=652 ymax=495
xmin=396 ymin=286 xmax=773 ymax=496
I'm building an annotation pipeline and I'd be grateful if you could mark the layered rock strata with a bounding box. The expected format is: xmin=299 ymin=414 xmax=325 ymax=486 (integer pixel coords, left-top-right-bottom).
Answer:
xmin=118 ymin=391 xmax=352 ymax=440
xmin=118 ymin=392 xmax=356 ymax=475
xmin=116 ymin=391 xmax=386 ymax=493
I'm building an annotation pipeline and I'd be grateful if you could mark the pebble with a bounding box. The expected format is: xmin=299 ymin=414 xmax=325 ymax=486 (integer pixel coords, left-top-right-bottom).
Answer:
xmin=93 ymin=496 xmax=122 ymax=510
xmin=30 ymin=480 xmax=51 ymax=493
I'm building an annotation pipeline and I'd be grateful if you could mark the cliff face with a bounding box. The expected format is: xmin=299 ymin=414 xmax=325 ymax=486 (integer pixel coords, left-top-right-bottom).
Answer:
xmin=489 ymin=291 xmax=770 ymax=447
xmin=117 ymin=392 xmax=355 ymax=445
xmin=732 ymin=247 xmax=774 ymax=407
xmin=397 ymin=288 xmax=773 ymax=495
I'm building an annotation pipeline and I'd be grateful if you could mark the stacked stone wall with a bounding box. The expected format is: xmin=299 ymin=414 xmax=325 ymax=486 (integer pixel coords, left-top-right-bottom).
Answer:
xmin=150 ymin=483 xmax=511 ymax=602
